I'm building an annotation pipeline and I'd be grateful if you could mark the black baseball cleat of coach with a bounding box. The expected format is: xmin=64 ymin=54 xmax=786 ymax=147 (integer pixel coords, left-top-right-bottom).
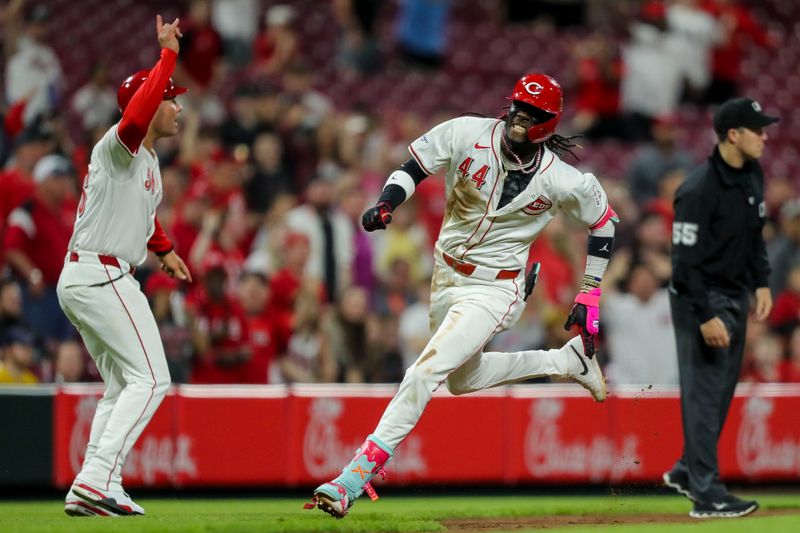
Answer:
xmin=689 ymin=494 xmax=759 ymax=519
xmin=662 ymin=470 xmax=694 ymax=501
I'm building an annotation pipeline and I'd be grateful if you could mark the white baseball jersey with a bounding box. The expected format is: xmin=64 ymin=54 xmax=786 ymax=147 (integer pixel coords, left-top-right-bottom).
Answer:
xmin=408 ymin=116 xmax=609 ymax=271
xmin=69 ymin=123 xmax=163 ymax=267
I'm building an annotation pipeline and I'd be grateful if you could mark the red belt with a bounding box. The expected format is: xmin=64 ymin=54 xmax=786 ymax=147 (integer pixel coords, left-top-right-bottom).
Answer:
xmin=69 ymin=252 xmax=136 ymax=275
xmin=442 ymin=252 xmax=519 ymax=280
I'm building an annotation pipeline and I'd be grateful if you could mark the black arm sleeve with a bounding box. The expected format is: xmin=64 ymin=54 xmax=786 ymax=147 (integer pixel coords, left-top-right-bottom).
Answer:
xmin=671 ymin=188 xmax=715 ymax=322
xmin=399 ymin=158 xmax=429 ymax=184
xmin=377 ymin=158 xmax=430 ymax=210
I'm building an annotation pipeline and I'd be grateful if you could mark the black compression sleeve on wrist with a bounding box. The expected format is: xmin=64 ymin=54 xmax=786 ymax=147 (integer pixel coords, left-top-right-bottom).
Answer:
xmin=378 ymin=184 xmax=407 ymax=211
xmin=399 ymin=158 xmax=429 ymax=185
xmin=587 ymin=236 xmax=614 ymax=259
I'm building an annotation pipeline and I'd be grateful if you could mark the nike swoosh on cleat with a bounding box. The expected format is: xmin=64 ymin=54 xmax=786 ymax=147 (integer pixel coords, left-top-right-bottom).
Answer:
xmin=474 ymin=143 xmax=490 ymax=149
xmin=570 ymin=345 xmax=589 ymax=376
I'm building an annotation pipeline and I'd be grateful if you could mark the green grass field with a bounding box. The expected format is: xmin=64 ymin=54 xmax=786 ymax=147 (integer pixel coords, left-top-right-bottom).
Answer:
xmin=1 ymin=494 xmax=799 ymax=533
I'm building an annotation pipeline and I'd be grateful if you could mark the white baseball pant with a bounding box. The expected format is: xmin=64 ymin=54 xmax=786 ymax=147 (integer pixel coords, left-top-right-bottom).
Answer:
xmin=374 ymin=262 xmax=575 ymax=450
xmin=57 ymin=257 xmax=170 ymax=491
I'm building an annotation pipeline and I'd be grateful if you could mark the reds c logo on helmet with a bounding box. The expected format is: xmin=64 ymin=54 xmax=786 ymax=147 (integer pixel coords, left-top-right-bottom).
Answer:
xmin=117 ymin=69 xmax=188 ymax=113
xmin=509 ymin=73 xmax=563 ymax=143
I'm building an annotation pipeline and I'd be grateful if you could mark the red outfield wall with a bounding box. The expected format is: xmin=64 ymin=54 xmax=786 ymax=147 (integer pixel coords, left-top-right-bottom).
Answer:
xmin=52 ymin=384 xmax=800 ymax=488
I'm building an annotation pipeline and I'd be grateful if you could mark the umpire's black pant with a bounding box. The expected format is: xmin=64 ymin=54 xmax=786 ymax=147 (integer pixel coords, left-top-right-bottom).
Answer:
xmin=669 ymin=290 xmax=750 ymax=502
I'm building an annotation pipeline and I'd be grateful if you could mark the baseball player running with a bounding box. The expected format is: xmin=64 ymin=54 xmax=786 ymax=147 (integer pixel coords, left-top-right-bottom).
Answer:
xmin=57 ymin=16 xmax=191 ymax=517
xmin=308 ymin=73 xmax=617 ymax=518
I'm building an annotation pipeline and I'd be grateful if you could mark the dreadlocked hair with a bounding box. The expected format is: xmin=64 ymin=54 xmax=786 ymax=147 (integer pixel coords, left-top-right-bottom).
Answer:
xmin=544 ymin=134 xmax=582 ymax=161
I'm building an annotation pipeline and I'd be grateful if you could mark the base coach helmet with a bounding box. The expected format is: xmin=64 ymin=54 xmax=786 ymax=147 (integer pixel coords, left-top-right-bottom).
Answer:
xmin=508 ymin=73 xmax=563 ymax=143
xmin=117 ymin=69 xmax=188 ymax=113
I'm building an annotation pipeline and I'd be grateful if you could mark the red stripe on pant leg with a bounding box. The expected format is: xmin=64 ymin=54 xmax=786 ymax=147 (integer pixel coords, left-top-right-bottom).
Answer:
xmin=103 ymin=266 xmax=157 ymax=490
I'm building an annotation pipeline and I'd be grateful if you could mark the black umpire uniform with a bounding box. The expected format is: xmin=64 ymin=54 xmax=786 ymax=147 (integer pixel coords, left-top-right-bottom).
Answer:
xmin=665 ymin=98 xmax=778 ymax=518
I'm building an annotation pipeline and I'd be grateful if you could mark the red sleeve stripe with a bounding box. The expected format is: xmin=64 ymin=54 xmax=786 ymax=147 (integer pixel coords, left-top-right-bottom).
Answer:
xmin=408 ymin=145 xmax=433 ymax=175
xmin=589 ymin=205 xmax=616 ymax=230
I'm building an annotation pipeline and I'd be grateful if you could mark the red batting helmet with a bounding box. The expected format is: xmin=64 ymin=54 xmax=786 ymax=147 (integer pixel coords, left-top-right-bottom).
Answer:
xmin=508 ymin=73 xmax=563 ymax=143
xmin=117 ymin=69 xmax=188 ymax=113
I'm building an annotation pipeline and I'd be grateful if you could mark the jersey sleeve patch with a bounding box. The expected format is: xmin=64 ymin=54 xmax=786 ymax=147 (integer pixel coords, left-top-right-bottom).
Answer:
xmin=407 ymin=118 xmax=464 ymax=176
xmin=559 ymin=170 xmax=609 ymax=227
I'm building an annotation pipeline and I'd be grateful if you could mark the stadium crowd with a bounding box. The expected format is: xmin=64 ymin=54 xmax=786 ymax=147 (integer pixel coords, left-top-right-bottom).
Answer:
xmin=1 ymin=0 xmax=800 ymax=387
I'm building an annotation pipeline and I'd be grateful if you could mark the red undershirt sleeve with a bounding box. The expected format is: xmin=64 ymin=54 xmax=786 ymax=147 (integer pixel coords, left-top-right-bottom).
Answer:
xmin=117 ymin=48 xmax=178 ymax=154
xmin=147 ymin=216 xmax=174 ymax=255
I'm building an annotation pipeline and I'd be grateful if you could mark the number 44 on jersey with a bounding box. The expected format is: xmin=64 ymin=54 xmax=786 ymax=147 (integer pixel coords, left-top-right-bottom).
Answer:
xmin=457 ymin=157 xmax=490 ymax=190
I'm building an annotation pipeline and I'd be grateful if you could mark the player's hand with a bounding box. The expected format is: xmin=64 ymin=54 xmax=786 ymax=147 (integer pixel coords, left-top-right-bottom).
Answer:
xmin=700 ymin=317 xmax=730 ymax=348
xmin=156 ymin=14 xmax=182 ymax=54
xmin=362 ymin=202 xmax=393 ymax=232
xmin=564 ymin=288 xmax=601 ymax=358
xmin=160 ymin=250 xmax=192 ymax=282
xmin=753 ymin=287 xmax=773 ymax=322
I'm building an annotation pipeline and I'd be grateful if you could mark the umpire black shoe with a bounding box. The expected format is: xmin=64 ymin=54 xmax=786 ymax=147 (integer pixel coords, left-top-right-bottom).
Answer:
xmin=662 ymin=470 xmax=694 ymax=501
xmin=689 ymin=494 xmax=759 ymax=519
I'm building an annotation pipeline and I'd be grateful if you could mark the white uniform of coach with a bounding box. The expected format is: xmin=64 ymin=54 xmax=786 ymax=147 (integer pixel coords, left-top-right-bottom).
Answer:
xmin=57 ymin=17 xmax=192 ymax=517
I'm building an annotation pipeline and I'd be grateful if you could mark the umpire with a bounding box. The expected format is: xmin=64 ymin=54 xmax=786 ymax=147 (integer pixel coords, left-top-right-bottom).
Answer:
xmin=664 ymin=97 xmax=778 ymax=519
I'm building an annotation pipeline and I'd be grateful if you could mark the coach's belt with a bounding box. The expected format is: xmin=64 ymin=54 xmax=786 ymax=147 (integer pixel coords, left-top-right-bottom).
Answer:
xmin=69 ymin=251 xmax=136 ymax=275
xmin=442 ymin=252 xmax=519 ymax=280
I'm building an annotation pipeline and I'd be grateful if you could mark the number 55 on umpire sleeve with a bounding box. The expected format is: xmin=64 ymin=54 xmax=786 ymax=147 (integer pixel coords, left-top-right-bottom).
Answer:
xmin=672 ymin=222 xmax=699 ymax=246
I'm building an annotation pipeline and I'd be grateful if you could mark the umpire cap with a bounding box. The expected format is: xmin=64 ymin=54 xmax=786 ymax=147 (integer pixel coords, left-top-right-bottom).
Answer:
xmin=117 ymin=69 xmax=188 ymax=113
xmin=713 ymin=97 xmax=779 ymax=134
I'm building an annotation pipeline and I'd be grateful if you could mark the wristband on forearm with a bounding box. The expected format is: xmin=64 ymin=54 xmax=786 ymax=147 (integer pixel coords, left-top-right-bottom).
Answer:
xmin=580 ymin=274 xmax=602 ymax=292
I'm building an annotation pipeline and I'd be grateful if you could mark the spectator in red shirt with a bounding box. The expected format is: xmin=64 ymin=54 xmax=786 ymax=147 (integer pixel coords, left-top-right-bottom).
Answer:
xmin=268 ymin=230 xmax=312 ymax=316
xmin=170 ymin=180 xmax=210 ymax=258
xmin=186 ymin=251 xmax=251 ymax=383
xmin=570 ymin=32 xmax=625 ymax=140
xmin=4 ymin=154 xmax=75 ymax=348
xmin=188 ymin=207 xmax=248 ymax=292
xmin=702 ymin=0 xmax=776 ymax=103
xmin=251 ymin=4 xmax=298 ymax=78
xmin=527 ymin=217 xmax=578 ymax=307
xmin=237 ymin=271 xmax=289 ymax=384
xmin=175 ymin=0 xmax=223 ymax=93
xmin=0 ymin=121 xmax=54 ymax=268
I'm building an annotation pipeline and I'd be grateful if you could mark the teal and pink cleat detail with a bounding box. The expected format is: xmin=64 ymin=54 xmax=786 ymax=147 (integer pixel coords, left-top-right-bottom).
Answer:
xmin=305 ymin=434 xmax=393 ymax=518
